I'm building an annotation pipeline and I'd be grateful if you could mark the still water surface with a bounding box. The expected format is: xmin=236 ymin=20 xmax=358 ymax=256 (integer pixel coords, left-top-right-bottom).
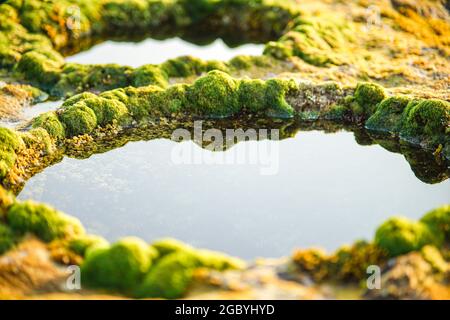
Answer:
xmin=66 ymin=38 xmax=264 ymax=67
xmin=18 ymin=131 xmax=450 ymax=259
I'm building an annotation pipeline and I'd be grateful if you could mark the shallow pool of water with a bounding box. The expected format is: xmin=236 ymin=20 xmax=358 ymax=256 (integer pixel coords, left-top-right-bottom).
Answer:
xmin=66 ymin=38 xmax=264 ymax=67
xmin=0 ymin=100 xmax=61 ymax=129
xmin=18 ymin=130 xmax=449 ymax=259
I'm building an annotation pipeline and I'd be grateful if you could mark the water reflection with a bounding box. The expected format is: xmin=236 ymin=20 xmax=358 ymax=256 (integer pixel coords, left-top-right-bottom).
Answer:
xmin=18 ymin=123 xmax=450 ymax=259
xmin=66 ymin=38 xmax=264 ymax=67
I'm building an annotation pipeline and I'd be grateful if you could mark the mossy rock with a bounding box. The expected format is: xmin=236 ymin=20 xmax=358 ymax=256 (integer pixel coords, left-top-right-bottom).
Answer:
xmin=81 ymin=237 xmax=158 ymax=292
xmin=124 ymin=85 xmax=166 ymax=120
xmin=32 ymin=111 xmax=66 ymax=140
xmin=0 ymin=127 xmax=24 ymax=152
xmin=366 ymin=96 xmax=411 ymax=133
xmin=82 ymin=97 xmax=130 ymax=126
xmin=204 ymin=60 xmax=230 ymax=73
xmin=400 ymin=99 xmax=450 ymax=146
xmin=20 ymin=128 xmax=54 ymax=154
xmin=68 ymin=234 xmax=109 ymax=257
xmin=161 ymin=56 xmax=206 ymax=78
xmin=354 ymin=82 xmax=387 ymax=117
xmin=15 ymin=50 xmax=63 ymax=87
xmin=187 ymin=70 xmax=240 ymax=118
xmin=264 ymin=78 xmax=296 ymax=118
xmin=99 ymin=88 xmax=130 ymax=105
xmin=136 ymin=239 xmax=244 ymax=299
xmin=62 ymin=92 xmax=98 ymax=108
xmin=322 ymin=104 xmax=351 ymax=121
xmin=59 ymin=102 xmax=98 ymax=137
xmin=195 ymin=249 xmax=245 ymax=271
xmin=135 ymin=251 xmax=200 ymax=299
xmin=131 ymin=64 xmax=169 ymax=88
xmin=420 ymin=205 xmax=450 ymax=243
xmin=0 ymin=127 xmax=24 ymax=179
xmin=374 ymin=217 xmax=439 ymax=257
xmin=0 ymin=47 xmax=21 ymax=68
xmin=229 ymin=55 xmax=271 ymax=70
xmin=238 ymin=79 xmax=267 ymax=113
xmin=327 ymin=240 xmax=387 ymax=281
xmin=266 ymin=16 xmax=354 ymax=66
xmin=7 ymin=200 xmax=84 ymax=242
xmin=102 ymin=0 xmax=151 ymax=29
xmin=161 ymin=84 xmax=189 ymax=114
xmin=152 ymin=238 xmax=193 ymax=257
xmin=54 ymin=64 xmax=133 ymax=96
xmin=84 ymin=64 xmax=132 ymax=91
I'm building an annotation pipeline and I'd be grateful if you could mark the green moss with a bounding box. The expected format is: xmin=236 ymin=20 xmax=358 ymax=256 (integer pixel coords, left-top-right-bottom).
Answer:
xmin=366 ymin=96 xmax=411 ymax=133
xmin=59 ymin=102 xmax=98 ymax=137
xmin=82 ymin=97 xmax=130 ymax=126
xmin=326 ymin=240 xmax=386 ymax=281
xmin=32 ymin=111 xmax=66 ymax=140
xmin=152 ymin=238 xmax=193 ymax=257
xmin=124 ymin=85 xmax=165 ymax=120
xmin=420 ymin=245 xmax=448 ymax=274
xmin=0 ymin=222 xmax=15 ymax=255
xmin=0 ymin=3 xmax=18 ymax=20
xmin=0 ymin=47 xmax=21 ymax=68
xmin=195 ymin=249 xmax=245 ymax=271
xmin=136 ymin=243 xmax=244 ymax=299
xmin=68 ymin=234 xmax=109 ymax=257
xmin=266 ymin=16 xmax=354 ymax=66
xmin=161 ymin=84 xmax=189 ymax=114
xmin=138 ymin=238 xmax=244 ymax=299
xmin=238 ymin=79 xmax=267 ymax=113
xmin=102 ymin=0 xmax=151 ymax=29
xmin=264 ymin=79 xmax=296 ymax=118
xmin=51 ymin=64 xmax=92 ymax=97
xmin=20 ymin=128 xmax=54 ymax=153
xmin=84 ymin=64 xmax=132 ymax=90
xmin=420 ymin=205 xmax=450 ymax=243
xmin=237 ymin=78 xmax=296 ymax=118
xmin=135 ymin=251 xmax=199 ymax=299
xmin=204 ymin=60 xmax=230 ymax=73
xmin=0 ymin=127 xmax=24 ymax=179
xmin=374 ymin=217 xmax=439 ymax=257
xmin=15 ymin=50 xmax=63 ymax=88
xmin=400 ymin=99 xmax=450 ymax=146
xmin=0 ymin=126 xmax=25 ymax=152
xmin=323 ymin=104 xmax=350 ymax=121
xmin=354 ymin=82 xmax=387 ymax=117
xmin=53 ymin=64 xmax=133 ymax=97
xmin=264 ymin=41 xmax=294 ymax=60
xmin=99 ymin=88 xmax=130 ymax=105
xmin=229 ymin=55 xmax=270 ymax=70
xmin=7 ymin=200 xmax=84 ymax=242
xmin=131 ymin=64 xmax=169 ymax=88
xmin=0 ymin=127 xmax=24 ymax=153
xmin=81 ymin=237 xmax=157 ymax=292
xmin=161 ymin=56 xmax=206 ymax=78
xmin=62 ymin=92 xmax=98 ymax=108
xmin=187 ymin=70 xmax=240 ymax=118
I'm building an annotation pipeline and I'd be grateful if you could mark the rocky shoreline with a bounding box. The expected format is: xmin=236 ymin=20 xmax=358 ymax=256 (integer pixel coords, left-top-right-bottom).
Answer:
xmin=0 ymin=0 xmax=449 ymax=300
